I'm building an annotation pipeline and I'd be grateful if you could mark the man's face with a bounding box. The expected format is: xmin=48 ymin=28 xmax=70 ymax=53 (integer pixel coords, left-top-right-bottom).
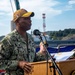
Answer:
xmin=40 ymin=43 xmax=46 ymax=52
xmin=18 ymin=17 xmax=32 ymax=31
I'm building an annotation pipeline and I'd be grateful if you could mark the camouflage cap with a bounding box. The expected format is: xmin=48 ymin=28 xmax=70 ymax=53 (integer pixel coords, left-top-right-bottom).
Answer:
xmin=40 ymin=41 xmax=48 ymax=47
xmin=13 ymin=9 xmax=34 ymax=22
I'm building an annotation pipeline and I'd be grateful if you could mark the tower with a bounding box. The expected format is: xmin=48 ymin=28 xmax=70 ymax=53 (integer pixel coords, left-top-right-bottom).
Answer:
xmin=42 ymin=13 xmax=46 ymax=35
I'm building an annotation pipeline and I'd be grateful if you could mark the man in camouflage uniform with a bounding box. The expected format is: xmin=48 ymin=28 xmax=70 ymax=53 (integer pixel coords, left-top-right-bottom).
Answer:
xmin=0 ymin=9 xmax=50 ymax=75
xmin=36 ymin=42 xmax=50 ymax=61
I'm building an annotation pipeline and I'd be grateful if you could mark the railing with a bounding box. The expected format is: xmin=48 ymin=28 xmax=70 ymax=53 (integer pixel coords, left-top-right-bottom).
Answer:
xmin=36 ymin=44 xmax=75 ymax=53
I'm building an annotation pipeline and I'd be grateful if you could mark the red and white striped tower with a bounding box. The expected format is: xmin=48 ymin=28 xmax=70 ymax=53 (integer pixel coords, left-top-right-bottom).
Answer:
xmin=42 ymin=13 xmax=46 ymax=35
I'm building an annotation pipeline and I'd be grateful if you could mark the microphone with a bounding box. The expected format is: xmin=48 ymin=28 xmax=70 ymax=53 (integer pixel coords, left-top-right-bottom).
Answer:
xmin=33 ymin=29 xmax=41 ymax=36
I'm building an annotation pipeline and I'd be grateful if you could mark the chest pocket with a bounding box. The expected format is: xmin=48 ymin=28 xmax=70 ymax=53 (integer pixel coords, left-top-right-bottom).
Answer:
xmin=11 ymin=40 xmax=35 ymax=62
xmin=10 ymin=42 xmax=27 ymax=60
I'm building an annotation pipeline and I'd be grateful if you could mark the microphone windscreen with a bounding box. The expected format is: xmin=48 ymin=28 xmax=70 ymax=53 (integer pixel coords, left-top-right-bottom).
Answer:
xmin=33 ymin=29 xmax=41 ymax=36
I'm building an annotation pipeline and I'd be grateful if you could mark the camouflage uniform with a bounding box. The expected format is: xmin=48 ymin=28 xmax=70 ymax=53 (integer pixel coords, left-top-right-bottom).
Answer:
xmin=36 ymin=51 xmax=50 ymax=61
xmin=0 ymin=30 xmax=45 ymax=75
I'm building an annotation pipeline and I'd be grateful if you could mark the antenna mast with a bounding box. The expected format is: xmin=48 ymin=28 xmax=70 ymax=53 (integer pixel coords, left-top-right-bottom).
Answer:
xmin=42 ymin=13 xmax=46 ymax=35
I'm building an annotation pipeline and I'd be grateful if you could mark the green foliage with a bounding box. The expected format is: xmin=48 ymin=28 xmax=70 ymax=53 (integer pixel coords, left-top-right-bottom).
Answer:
xmin=49 ymin=28 xmax=75 ymax=40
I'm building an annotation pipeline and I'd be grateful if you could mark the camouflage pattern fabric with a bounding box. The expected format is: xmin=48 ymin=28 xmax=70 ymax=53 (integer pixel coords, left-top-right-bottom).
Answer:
xmin=0 ymin=30 xmax=38 ymax=75
xmin=36 ymin=51 xmax=50 ymax=61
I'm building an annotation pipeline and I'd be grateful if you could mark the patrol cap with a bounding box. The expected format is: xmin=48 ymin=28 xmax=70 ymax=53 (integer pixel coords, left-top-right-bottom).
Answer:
xmin=13 ymin=9 xmax=34 ymax=22
xmin=40 ymin=41 xmax=48 ymax=47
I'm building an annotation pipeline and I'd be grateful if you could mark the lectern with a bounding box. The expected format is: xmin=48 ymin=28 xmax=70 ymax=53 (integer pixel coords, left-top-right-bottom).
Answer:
xmin=24 ymin=59 xmax=75 ymax=75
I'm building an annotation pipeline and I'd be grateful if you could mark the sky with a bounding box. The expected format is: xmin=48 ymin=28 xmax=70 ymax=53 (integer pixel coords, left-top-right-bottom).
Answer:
xmin=0 ymin=0 xmax=75 ymax=36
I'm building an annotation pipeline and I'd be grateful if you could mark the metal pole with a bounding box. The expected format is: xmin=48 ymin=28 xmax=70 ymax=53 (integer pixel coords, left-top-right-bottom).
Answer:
xmin=14 ymin=0 xmax=20 ymax=10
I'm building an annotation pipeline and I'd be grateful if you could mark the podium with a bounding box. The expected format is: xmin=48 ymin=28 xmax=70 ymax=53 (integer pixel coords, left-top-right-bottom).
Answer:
xmin=24 ymin=59 xmax=75 ymax=75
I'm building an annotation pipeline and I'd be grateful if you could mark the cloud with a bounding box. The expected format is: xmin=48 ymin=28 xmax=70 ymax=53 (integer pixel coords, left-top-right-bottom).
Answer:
xmin=0 ymin=0 xmax=14 ymax=18
xmin=0 ymin=0 xmax=74 ymax=19
xmin=0 ymin=23 xmax=6 ymax=27
xmin=0 ymin=0 xmax=62 ymax=20
xmin=69 ymin=0 xmax=75 ymax=5
xmin=62 ymin=0 xmax=75 ymax=11
xmin=18 ymin=0 xmax=62 ymax=19
xmin=0 ymin=0 xmax=11 ymax=12
xmin=64 ymin=5 xmax=74 ymax=11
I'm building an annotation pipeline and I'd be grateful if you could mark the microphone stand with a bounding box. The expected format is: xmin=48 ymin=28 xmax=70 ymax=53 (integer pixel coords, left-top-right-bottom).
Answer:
xmin=39 ymin=34 xmax=63 ymax=75
xmin=42 ymin=33 xmax=49 ymax=75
